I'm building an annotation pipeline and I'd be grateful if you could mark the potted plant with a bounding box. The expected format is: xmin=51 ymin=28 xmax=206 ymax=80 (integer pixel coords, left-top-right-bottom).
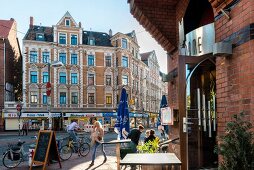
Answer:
xmin=215 ymin=112 xmax=254 ymax=170
xmin=137 ymin=137 xmax=160 ymax=153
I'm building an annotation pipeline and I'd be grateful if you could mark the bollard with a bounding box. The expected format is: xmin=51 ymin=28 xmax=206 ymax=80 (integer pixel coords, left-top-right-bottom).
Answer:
xmin=29 ymin=144 xmax=38 ymax=167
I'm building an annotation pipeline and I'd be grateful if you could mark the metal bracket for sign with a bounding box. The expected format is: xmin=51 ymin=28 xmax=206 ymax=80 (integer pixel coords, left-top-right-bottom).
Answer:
xmin=202 ymin=94 xmax=207 ymax=132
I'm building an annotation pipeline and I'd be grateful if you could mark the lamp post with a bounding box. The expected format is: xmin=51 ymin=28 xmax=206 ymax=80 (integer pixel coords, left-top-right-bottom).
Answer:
xmin=47 ymin=61 xmax=63 ymax=130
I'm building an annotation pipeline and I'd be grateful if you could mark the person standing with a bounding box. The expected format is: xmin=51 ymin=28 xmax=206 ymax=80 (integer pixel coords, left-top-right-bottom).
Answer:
xmin=90 ymin=121 xmax=106 ymax=166
xmin=22 ymin=121 xmax=28 ymax=136
xmin=127 ymin=124 xmax=144 ymax=152
xmin=67 ymin=119 xmax=80 ymax=152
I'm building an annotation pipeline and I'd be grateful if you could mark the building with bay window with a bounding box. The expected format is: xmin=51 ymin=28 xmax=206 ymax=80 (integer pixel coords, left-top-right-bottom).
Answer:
xmin=3 ymin=12 xmax=165 ymax=131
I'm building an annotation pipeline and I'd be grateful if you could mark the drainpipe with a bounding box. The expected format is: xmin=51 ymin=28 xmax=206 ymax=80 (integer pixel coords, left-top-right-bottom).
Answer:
xmin=2 ymin=38 xmax=6 ymax=104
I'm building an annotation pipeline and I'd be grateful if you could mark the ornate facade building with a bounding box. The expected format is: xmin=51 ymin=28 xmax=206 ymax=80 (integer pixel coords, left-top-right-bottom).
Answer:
xmin=2 ymin=12 xmax=165 ymax=131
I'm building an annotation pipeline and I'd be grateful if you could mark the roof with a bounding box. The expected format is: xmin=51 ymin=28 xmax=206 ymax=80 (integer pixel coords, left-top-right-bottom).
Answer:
xmin=0 ymin=19 xmax=14 ymax=38
xmin=83 ymin=31 xmax=112 ymax=47
xmin=24 ymin=25 xmax=53 ymax=42
xmin=140 ymin=51 xmax=153 ymax=61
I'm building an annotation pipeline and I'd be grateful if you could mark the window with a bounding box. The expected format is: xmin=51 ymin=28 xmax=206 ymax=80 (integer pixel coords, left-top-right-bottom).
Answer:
xmin=122 ymin=38 xmax=127 ymax=49
xmin=106 ymin=94 xmax=112 ymax=104
xmin=106 ymin=75 xmax=111 ymax=86
xmin=88 ymin=93 xmax=94 ymax=104
xmin=36 ymin=33 xmax=44 ymax=41
xmin=122 ymin=75 xmax=128 ymax=85
xmin=71 ymin=92 xmax=78 ymax=104
xmin=88 ymin=38 xmax=95 ymax=45
xmin=30 ymin=71 xmax=37 ymax=83
xmin=60 ymin=92 xmax=66 ymax=104
xmin=30 ymin=51 xmax=37 ymax=63
xmin=88 ymin=55 xmax=94 ymax=66
xmin=42 ymin=52 xmax=50 ymax=63
xmin=30 ymin=92 xmax=38 ymax=103
xmin=105 ymin=56 xmax=111 ymax=67
xmin=65 ymin=19 xmax=70 ymax=26
xmin=71 ymin=73 xmax=78 ymax=84
xmin=43 ymin=93 xmax=47 ymax=104
xmin=71 ymin=53 xmax=78 ymax=65
xmin=59 ymin=53 xmax=66 ymax=64
xmin=59 ymin=33 xmax=66 ymax=44
xmin=43 ymin=72 xmax=49 ymax=83
xmin=88 ymin=74 xmax=94 ymax=85
xmin=71 ymin=34 xmax=77 ymax=45
xmin=59 ymin=72 xmax=66 ymax=84
xmin=122 ymin=56 xmax=128 ymax=67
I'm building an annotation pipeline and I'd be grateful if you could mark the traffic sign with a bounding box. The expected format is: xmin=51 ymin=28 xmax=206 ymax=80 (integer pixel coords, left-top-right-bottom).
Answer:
xmin=46 ymin=82 xmax=51 ymax=96
xmin=16 ymin=103 xmax=22 ymax=112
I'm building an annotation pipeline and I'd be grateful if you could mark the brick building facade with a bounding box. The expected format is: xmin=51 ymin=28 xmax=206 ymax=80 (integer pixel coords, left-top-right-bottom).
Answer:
xmin=128 ymin=0 xmax=253 ymax=169
xmin=0 ymin=18 xmax=22 ymax=131
xmin=3 ymin=12 xmax=166 ymax=131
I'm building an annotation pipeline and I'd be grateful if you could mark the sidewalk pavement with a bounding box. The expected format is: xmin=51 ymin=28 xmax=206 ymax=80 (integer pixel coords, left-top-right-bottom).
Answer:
xmin=1 ymin=142 xmax=131 ymax=170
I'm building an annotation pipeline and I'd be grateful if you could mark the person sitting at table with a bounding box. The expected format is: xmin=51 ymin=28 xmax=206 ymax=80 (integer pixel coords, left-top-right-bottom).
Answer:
xmin=144 ymin=129 xmax=157 ymax=144
xmin=127 ymin=124 xmax=144 ymax=152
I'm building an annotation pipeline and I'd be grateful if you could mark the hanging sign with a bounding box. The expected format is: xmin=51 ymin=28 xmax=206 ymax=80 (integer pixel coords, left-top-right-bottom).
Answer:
xmin=161 ymin=107 xmax=173 ymax=125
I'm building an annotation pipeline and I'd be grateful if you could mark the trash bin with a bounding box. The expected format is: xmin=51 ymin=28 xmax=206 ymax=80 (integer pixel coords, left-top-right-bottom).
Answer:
xmin=29 ymin=144 xmax=38 ymax=167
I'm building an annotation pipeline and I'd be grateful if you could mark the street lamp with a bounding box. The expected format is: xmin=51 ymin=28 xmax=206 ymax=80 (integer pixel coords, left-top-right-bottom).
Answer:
xmin=47 ymin=61 xmax=63 ymax=130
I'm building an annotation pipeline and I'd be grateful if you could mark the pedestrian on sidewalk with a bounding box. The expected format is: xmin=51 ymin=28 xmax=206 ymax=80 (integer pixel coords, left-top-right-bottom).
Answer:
xmin=90 ymin=121 xmax=106 ymax=166
xmin=22 ymin=121 xmax=28 ymax=136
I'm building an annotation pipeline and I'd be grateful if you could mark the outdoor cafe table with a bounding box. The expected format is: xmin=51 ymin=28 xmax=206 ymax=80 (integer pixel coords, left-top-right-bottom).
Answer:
xmin=102 ymin=139 xmax=131 ymax=170
xmin=120 ymin=153 xmax=182 ymax=170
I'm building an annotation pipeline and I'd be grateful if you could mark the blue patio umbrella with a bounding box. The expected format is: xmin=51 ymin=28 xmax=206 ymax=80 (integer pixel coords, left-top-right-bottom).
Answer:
xmin=114 ymin=88 xmax=130 ymax=139
xmin=157 ymin=95 xmax=169 ymax=137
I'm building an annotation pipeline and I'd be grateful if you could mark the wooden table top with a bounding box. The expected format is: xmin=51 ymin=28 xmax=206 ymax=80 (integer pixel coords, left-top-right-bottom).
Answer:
xmin=120 ymin=153 xmax=182 ymax=165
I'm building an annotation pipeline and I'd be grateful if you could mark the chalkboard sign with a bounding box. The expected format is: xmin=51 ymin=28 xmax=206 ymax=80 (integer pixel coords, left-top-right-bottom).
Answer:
xmin=30 ymin=130 xmax=61 ymax=170
xmin=34 ymin=131 xmax=50 ymax=162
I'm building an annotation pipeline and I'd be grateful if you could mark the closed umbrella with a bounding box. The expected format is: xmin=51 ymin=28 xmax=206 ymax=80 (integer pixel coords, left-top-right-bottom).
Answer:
xmin=114 ymin=88 xmax=130 ymax=139
xmin=157 ymin=95 xmax=169 ymax=138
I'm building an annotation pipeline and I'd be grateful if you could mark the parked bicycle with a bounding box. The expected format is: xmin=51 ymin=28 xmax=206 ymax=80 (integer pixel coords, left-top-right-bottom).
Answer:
xmin=2 ymin=141 xmax=27 ymax=169
xmin=59 ymin=136 xmax=90 ymax=161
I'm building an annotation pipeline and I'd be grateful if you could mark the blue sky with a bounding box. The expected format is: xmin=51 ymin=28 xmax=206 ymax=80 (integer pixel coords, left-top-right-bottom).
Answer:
xmin=1 ymin=0 xmax=167 ymax=73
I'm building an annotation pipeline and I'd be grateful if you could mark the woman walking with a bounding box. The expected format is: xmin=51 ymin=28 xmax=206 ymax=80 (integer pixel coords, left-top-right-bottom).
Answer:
xmin=90 ymin=121 xmax=106 ymax=166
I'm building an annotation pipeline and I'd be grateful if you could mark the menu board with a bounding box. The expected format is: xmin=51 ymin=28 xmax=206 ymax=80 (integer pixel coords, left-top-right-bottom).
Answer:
xmin=161 ymin=107 xmax=173 ymax=125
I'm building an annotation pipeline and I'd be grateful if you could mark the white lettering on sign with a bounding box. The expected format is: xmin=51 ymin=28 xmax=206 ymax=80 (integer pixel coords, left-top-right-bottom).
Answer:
xmin=185 ymin=23 xmax=215 ymax=56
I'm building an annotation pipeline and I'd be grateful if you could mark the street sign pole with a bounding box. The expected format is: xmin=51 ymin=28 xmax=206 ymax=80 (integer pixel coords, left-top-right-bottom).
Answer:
xmin=16 ymin=103 xmax=22 ymax=141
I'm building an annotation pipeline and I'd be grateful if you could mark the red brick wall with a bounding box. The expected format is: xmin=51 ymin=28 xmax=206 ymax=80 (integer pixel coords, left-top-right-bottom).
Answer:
xmin=215 ymin=0 xmax=254 ymax=135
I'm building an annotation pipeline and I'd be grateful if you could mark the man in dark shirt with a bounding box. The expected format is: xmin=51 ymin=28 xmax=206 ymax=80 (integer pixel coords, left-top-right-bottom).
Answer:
xmin=127 ymin=125 xmax=144 ymax=152
xmin=144 ymin=129 xmax=156 ymax=143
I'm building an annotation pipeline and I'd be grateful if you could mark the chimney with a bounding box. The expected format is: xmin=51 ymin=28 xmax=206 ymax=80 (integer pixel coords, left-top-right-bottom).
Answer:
xmin=109 ymin=29 xmax=112 ymax=37
xmin=30 ymin=16 xmax=34 ymax=29
xmin=79 ymin=22 xmax=82 ymax=28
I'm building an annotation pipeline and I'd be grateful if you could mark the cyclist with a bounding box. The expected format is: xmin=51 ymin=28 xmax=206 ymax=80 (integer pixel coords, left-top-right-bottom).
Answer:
xmin=67 ymin=119 xmax=81 ymax=152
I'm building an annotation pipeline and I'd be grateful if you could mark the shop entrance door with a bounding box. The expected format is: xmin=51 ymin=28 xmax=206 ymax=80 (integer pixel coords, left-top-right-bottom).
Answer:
xmin=185 ymin=60 xmax=217 ymax=169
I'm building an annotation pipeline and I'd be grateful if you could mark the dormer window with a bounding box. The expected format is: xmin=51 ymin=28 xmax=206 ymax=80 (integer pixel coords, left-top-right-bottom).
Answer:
xmin=36 ymin=33 xmax=44 ymax=41
xmin=65 ymin=19 xmax=70 ymax=26
xmin=88 ymin=38 xmax=95 ymax=45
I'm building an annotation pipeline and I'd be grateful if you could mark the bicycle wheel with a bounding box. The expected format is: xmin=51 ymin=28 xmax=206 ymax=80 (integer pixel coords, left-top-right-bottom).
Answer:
xmin=2 ymin=151 xmax=22 ymax=169
xmin=79 ymin=142 xmax=90 ymax=157
xmin=59 ymin=145 xmax=73 ymax=161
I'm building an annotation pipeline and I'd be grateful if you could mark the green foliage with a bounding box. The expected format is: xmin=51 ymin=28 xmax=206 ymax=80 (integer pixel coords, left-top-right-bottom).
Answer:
xmin=137 ymin=137 xmax=160 ymax=153
xmin=215 ymin=112 xmax=254 ymax=170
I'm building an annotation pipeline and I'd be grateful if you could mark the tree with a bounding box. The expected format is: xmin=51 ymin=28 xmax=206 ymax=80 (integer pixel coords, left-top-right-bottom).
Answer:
xmin=215 ymin=112 xmax=254 ymax=170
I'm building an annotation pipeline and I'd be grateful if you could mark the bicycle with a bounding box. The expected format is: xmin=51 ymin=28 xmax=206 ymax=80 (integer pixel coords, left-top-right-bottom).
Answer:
xmin=2 ymin=141 xmax=27 ymax=169
xmin=59 ymin=136 xmax=90 ymax=161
